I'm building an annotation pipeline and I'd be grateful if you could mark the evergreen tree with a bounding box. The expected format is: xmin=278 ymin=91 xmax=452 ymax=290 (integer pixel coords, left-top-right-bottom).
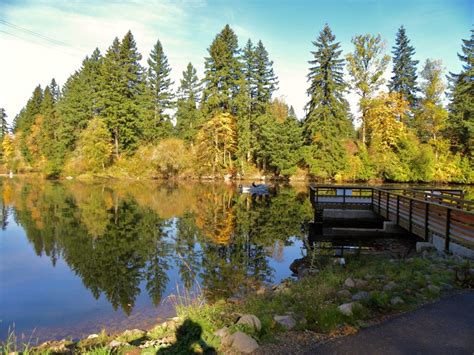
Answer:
xmin=49 ymin=78 xmax=61 ymax=103
xmin=57 ymin=48 xmax=103 ymax=151
xmin=389 ymin=26 xmax=419 ymax=109
xmin=304 ymin=25 xmax=353 ymax=178
xmin=175 ymin=63 xmax=203 ymax=144
xmin=13 ymin=85 xmax=43 ymax=163
xmin=144 ymin=39 xmax=175 ymax=141
xmin=202 ymin=25 xmax=243 ymax=114
xmin=98 ymin=32 xmax=144 ymax=156
xmin=446 ymin=29 xmax=474 ymax=157
xmin=253 ymin=40 xmax=278 ymax=113
xmin=346 ymin=34 xmax=391 ymax=144
xmin=0 ymin=108 xmax=8 ymax=138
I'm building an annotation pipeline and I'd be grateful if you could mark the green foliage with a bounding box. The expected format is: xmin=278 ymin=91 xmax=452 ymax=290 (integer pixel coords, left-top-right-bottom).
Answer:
xmin=346 ymin=34 xmax=390 ymax=144
xmin=143 ymin=39 xmax=175 ymax=141
xmin=175 ymin=63 xmax=203 ymax=144
xmin=66 ymin=117 xmax=113 ymax=174
xmin=304 ymin=25 xmax=354 ymax=178
xmin=98 ymin=32 xmax=145 ymax=156
xmin=202 ymin=25 xmax=243 ymax=115
xmin=446 ymin=28 xmax=474 ymax=158
xmin=389 ymin=26 xmax=419 ymax=109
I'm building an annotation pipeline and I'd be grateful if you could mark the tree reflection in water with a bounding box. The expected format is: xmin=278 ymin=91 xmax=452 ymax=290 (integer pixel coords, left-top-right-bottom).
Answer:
xmin=1 ymin=178 xmax=312 ymax=314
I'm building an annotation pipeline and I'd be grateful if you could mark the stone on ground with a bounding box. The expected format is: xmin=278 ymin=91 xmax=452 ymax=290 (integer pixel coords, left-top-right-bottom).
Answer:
xmin=237 ymin=314 xmax=262 ymax=331
xmin=336 ymin=289 xmax=352 ymax=299
xmin=390 ymin=296 xmax=404 ymax=305
xmin=344 ymin=278 xmax=356 ymax=288
xmin=274 ymin=314 xmax=297 ymax=330
xmin=338 ymin=302 xmax=359 ymax=316
xmin=427 ymin=285 xmax=440 ymax=293
xmin=226 ymin=331 xmax=259 ymax=353
xmin=383 ymin=281 xmax=398 ymax=291
xmin=416 ymin=242 xmax=435 ymax=253
xmin=109 ymin=340 xmax=128 ymax=348
xmin=352 ymin=291 xmax=370 ymax=301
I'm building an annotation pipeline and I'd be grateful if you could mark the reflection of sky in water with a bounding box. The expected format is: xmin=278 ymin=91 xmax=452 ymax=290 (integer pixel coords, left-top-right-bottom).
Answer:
xmin=0 ymin=181 xmax=306 ymax=342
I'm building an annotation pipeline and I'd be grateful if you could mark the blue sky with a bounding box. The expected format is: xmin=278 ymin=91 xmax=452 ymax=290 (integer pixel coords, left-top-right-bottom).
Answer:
xmin=0 ymin=0 xmax=472 ymax=123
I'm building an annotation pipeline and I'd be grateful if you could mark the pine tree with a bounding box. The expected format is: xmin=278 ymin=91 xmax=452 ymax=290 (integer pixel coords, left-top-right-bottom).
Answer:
xmin=49 ymin=78 xmax=61 ymax=103
xmin=13 ymin=85 xmax=43 ymax=163
xmin=202 ymin=25 xmax=243 ymax=114
xmin=57 ymin=49 xmax=103 ymax=151
xmin=144 ymin=39 xmax=175 ymax=141
xmin=253 ymin=40 xmax=278 ymax=113
xmin=389 ymin=26 xmax=419 ymax=109
xmin=175 ymin=63 xmax=203 ymax=144
xmin=98 ymin=32 xmax=144 ymax=156
xmin=346 ymin=34 xmax=391 ymax=144
xmin=304 ymin=25 xmax=353 ymax=178
xmin=446 ymin=29 xmax=474 ymax=157
xmin=0 ymin=108 xmax=8 ymax=138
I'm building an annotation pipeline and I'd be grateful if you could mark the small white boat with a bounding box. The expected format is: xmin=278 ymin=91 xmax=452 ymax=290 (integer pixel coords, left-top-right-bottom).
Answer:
xmin=239 ymin=183 xmax=269 ymax=195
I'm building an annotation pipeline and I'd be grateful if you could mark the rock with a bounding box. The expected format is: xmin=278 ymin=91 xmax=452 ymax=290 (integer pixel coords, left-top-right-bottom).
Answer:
xmin=109 ymin=340 xmax=128 ymax=348
xmin=354 ymin=279 xmax=368 ymax=288
xmin=273 ymin=314 xmax=297 ymax=330
xmin=273 ymin=281 xmax=291 ymax=295
xmin=214 ymin=327 xmax=230 ymax=338
xmin=65 ymin=176 xmax=74 ymax=180
xmin=390 ymin=296 xmax=404 ymax=305
xmin=344 ymin=278 xmax=356 ymax=288
xmin=364 ymin=274 xmax=374 ymax=280
xmin=427 ymin=285 xmax=440 ymax=293
xmin=256 ymin=286 xmax=268 ymax=295
xmin=45 ymin=340 xmax=72 ymax=353
xmin=416 ymin=242 xmax=435 ymax=253
xmin=227 ymin=295 xmax=244 ymax=304
xmin=227 ymin=331 xmax=259 ymax=353
xmin=336 ymin=289 xmax=352 ymax=299
xmin=338 ymin=302 xmax=359 ymax=316
xmin=237 ymin=314 xmax=262 ymax=332
xmin=352 ymin=291 xmax=370 ymax=301
xmin=87 ymin=334 xmax=99 ymax=339
xmin=383 ymin=281 xmax=398 ymax=292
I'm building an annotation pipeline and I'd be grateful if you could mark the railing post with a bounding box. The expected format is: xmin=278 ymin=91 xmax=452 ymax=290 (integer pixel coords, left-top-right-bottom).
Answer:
xmin=424 ymin=203 xmax=429 ymax=241
xmin=343 ymin=188 xmax=346 ymax=205
xmin=445 ymin=209 xmax=451 ymax=251
xmin=378 ymin=190 xmax=381 ymax=214
xmin=396 ymin=195 xmax=400 ymax=224
xmin=386 ymin=192 xmax=390 ymax=219
xmin=409 ymin=199 xmax=413 ymax=233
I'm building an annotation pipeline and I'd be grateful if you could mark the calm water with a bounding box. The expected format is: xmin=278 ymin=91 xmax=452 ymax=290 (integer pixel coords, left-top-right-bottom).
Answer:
xmin=0 ymin=178 xmax=312 ymax=342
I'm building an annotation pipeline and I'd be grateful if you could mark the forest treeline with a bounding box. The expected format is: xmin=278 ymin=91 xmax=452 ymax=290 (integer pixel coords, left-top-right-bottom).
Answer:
xmin=1 ymin=25 xmax=472 ymax=182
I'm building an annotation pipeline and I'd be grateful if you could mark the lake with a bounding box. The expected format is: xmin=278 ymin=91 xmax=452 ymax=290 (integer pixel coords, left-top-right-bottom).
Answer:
xmin=0 ymin=178 xmax=313 ymax=342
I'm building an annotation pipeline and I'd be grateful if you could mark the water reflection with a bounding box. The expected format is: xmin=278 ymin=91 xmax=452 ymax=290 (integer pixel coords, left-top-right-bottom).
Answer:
xmin=0 ymin=178 xmax=311 ymax=339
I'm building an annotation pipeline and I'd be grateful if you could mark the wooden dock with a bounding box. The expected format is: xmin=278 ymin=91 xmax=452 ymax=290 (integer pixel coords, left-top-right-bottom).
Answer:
xmin=309 ymin=185 xmax=474 ymax=252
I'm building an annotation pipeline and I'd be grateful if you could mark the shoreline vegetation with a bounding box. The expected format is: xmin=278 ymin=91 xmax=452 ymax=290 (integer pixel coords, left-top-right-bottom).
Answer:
xmin=0 ymin=25 xmax=472 ymax=184
xmin=2 ymin=250 xmax=473 ymax=354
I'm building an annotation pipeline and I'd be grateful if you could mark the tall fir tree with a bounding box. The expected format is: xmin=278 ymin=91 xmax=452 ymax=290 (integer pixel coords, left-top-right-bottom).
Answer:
xmin=304 ymin=25 xmax=353 ymax=178
xmin=49 ymin=78 xmax=61 ymax=103
xmin=98 ymin=32 xmax=145 ymax=156
xmin=144 ymin=39 xmax=175 ymax=141
xmin=446 ymin=28 xmax=474 ymax=157
xmin=253 ymin=40 xmax=278 ymax=113
xmin=13 ymin=85 xmax=43 ymax=163
xmin=0 ymin=108 xmax=8 ymax=138
xmin=57 ymin=48 xmax=103 ymax=151
xmin=389 ymin=26 xmax=419 ymax=109
xmin=202 ymin=25 xmax=243 ymax=115
xmin=175 ymin=63 xmax=203 ymax=144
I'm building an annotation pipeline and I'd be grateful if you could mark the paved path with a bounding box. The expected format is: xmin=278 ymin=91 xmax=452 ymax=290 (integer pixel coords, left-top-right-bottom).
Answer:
xmin=308 ymin=291 xmax=474 ymax=355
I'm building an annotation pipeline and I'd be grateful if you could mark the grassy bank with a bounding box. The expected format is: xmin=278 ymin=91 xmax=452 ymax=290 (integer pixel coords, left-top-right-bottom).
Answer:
xmin=1 ymin=251 xmax=472 ymax=354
